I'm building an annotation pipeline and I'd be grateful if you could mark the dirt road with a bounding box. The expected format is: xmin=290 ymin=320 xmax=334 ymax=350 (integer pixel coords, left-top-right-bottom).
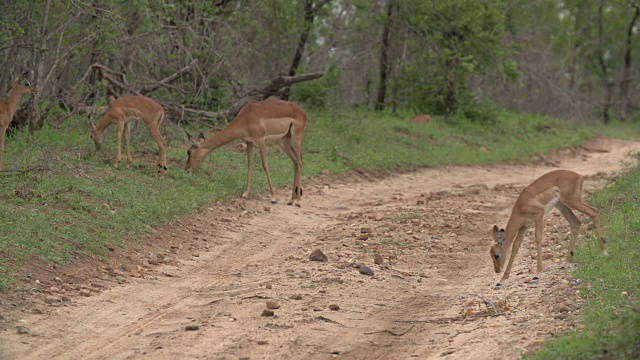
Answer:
xmin=2 ymin=137 xmax=639 ymax=360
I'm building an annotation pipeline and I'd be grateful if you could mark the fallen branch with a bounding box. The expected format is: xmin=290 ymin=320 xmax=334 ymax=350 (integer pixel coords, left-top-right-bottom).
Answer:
xmin=160 ymin=71 xmax=324 ymax=123
xmin=140 ymin=59 xmax=198 ymax=95
xmin=222 ymin=72 xmax=323 ymax=119
xmin=72 ymin=67 xmax=323 ymax=124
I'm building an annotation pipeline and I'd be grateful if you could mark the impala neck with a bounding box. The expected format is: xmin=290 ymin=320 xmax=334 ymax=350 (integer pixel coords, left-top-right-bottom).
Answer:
xmin=7 ymin=84 xmax=27 ymax=118
xmin=199 ymin=124 xmax=245 ymax=156
xmin=93 ymin=113 xmax=113 ymax=135
xmin=503 ymin=212 xmax=523 ymax=249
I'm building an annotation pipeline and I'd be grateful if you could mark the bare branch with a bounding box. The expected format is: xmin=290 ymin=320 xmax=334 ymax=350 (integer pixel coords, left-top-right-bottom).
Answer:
xmin=140 ymin=59 xmax=197 ymax=95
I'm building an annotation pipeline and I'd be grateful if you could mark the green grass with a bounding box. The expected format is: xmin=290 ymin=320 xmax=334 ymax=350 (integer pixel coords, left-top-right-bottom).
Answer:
xmin=0 ymin=108 xmax=598 ymax=290
xmin=305 ymin=108 xmax=594 ymax=172
xmin=599 ymin=120 xmax=640 ymax=141
xmin=530 ymin=160 xmax=640 ymax=360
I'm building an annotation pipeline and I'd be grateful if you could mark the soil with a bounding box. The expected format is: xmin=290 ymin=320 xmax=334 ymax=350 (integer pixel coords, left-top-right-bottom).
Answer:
xmin=1 ymin=137 xmax=640 ymax=360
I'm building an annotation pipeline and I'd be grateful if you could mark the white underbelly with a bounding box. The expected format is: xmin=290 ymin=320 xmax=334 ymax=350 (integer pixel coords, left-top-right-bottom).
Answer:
xmin=264 ymin=131 xmax=289 ymax=141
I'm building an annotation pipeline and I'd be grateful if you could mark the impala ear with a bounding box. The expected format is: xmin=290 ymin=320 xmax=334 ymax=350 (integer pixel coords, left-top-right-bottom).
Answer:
xmin=186 ymin=131 xmax=203 ymax=147
xmin=15 ymin=69 xmax=30 ymax=82
xmin=89 ymin=121 xmax=97 ymax=131
xmin=197 ymin=132 xmax=205 ymax=141
xmin=492 ymin=225 xmax=506 ymax=246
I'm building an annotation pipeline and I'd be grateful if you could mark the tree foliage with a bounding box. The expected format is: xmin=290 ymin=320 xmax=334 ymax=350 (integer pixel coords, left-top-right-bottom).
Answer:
xmin=0 ymin=0 xmax=638 ymax=126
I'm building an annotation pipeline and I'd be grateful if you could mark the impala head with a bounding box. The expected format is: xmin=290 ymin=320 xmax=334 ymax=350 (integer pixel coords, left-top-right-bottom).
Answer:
xmin=490 ymin=225 xmax=507 ymax=273
xmin=89 ymin=122 xmax=103 ymax=150
xmin=185 ymin=132 xmax=206 ymax=172
xmin=14 ymin=77 xmax=35 ymax=95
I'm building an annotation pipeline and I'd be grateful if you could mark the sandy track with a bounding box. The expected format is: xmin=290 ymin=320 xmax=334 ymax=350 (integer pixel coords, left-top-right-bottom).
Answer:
xmin=2 ymin=137 xmax=639 ymax=360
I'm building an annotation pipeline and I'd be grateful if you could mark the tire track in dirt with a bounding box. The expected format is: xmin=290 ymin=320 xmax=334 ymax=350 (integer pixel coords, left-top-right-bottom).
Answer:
xmin=2 ymin=137 xmax=639 ymax=360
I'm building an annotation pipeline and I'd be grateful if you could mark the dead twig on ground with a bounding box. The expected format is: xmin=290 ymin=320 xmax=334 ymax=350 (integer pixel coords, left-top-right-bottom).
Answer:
xmin=241 ymin=295 xmax=270 ymax=300
xmin=0 ymin=166 xmax=52 ymax=175
xmin=394 ymin=317 xmax=460 ymax=324
xmin=365 ymin=325 xmax=415 ymax=336
xmin=470 ymin=289 xmax=498 ymax=314
xmin=316 ymin=316 xmax=344 ymax=326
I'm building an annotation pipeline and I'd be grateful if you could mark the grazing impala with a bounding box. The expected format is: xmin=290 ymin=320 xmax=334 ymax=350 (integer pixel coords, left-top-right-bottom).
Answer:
xmin=185 ymin=98 xmax=307 ymax=206
xmin=0 ymin=73 xmax=35 ymax=170
xmin=490 ymin=170 xmax=608 ymax=286
xmin=90 ymin=95 xmax=168 ymax=173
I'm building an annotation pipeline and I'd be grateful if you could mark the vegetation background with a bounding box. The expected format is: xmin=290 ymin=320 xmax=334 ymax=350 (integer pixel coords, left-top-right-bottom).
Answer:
xmin=1 ymin=1 xmax=640 ymax=358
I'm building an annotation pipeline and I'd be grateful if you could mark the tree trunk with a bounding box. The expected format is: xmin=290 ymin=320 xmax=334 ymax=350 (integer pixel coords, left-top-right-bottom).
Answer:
xmin=620 ymin=2 xmax=640 ymax=121
xmin=27 ymin=0 xmax=52 ymax=135
xmin=598 ymin=0 xmax=613 ymax=125
xmin=375 ymin=0 xmax=395 ymax=111
xmin=281 ymin=0 xmax=330 ymax=101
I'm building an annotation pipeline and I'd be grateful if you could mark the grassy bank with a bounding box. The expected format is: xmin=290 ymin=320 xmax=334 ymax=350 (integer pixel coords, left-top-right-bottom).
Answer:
xmin=0 ymin=109 xmax=595 ymax=290
xmin=531 ymin=161 xmax=640 ymax=359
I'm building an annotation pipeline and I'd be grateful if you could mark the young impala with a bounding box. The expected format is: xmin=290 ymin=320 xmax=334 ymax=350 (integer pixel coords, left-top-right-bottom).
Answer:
xmin=90 ymin=95 xmax=168 ymax=173
xmin=490 ymin=170 xmax=608 ymax=286
xmin=185 ymin=98 xmax=307 ymax=206
xmin=0 ymin=73 xmax=35 ymax=170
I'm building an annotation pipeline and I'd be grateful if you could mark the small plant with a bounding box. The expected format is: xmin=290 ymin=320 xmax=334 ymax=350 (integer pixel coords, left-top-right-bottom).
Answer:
xmin=391 ymin=213 xmax=422 ymax=223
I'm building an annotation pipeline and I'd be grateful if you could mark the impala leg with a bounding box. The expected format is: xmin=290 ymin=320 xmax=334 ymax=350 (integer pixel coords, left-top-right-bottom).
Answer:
xmin=0 ymin=125 xmax=7 ymax=171
xmin=124 ymin=122 xmax=133 ymax=166
xmin=242 ymin=142 xmax=254 ymax=199
xmin=148 ymin=126 xmax=167 ymax=174
xmin=564 ymin=184 xmax=608 ymax=256
xmin=556 ymin=202 xmax=582 ymax=262
xmin=278 ymin=137 xmax=302 ymax=207
xmin=115 ymin=121 xmax=124 ymax=168
xmin=570 ymin=201 xmax=608 ymax=256
xmin=291 ymin=133 xmax=304 ymax=207
xmin=257 ymin=140 xmax=276 ymax=204
xmin=499 ymin=227 xmax=527 ymax=285
xmin=533 ymin=214 xmax=545 ymax=278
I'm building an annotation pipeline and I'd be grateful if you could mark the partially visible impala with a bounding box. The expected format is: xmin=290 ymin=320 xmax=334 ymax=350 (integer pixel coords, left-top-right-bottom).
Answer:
xmin=0 ymin=73 xmax=35 ymax=170
xmin=490 ymin=170 xmax=608 ymax=286
xmin=185 ymin=98 xmax=307 ymax=207
xmin=90 ymin=95 xmax=168 ymax=173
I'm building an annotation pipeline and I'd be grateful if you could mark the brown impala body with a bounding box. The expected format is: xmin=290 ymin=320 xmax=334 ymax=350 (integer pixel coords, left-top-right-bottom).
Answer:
xmin=185 ymin=98 xmax=307 ymax=206
xmin=90 ymin=96 xmax=168 ymax=173
xmin=0 ymin=75 xmax=35 ymax=169
xmin=490 ymin=170 xmax=608 ymax=286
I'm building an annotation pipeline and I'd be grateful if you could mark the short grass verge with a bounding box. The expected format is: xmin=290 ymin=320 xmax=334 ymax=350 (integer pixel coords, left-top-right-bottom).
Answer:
xmin=530 ymin=160 xmax=640 ymax=359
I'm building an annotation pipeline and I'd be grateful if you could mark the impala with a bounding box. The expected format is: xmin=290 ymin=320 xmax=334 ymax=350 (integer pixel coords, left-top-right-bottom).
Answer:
xmin=0 ymin=73 xmax=35 ymax=170
xmin=90 ymin=95 xmax=168 ymax=173
xmin=490 ymin=169 xmax=607 ymax=286
xmin=185 ymin=98 xmax=307 ymax=206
